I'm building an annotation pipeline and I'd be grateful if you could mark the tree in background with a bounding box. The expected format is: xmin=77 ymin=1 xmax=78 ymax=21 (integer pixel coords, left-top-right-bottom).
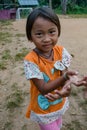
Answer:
xmin=67 ymin=0 xmax=87 ymax=14
xmin=38 ymin=0 xmax=68 ymax=14
xmin=52 ymin=0 xmax=61 ymax=8
xmin=61 ymin=0 xmax=68 ymax=14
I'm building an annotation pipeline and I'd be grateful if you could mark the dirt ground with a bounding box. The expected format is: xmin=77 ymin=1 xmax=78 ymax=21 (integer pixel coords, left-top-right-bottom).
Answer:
xmin=0 ymin=16 xmax=87 ymax=130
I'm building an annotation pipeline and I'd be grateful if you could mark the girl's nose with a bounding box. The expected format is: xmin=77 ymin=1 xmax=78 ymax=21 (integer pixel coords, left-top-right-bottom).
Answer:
xmin=43 ymin=34 xmax=51 ymax=42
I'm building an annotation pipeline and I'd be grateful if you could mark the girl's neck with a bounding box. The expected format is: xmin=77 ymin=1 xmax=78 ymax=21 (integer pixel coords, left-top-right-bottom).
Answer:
xmin=34 ymin=48 xmax=54 ymax=60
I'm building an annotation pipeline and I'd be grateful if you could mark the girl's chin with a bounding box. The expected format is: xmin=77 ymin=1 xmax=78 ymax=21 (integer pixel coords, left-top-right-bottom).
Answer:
xmin=42 ymin=46 xmax=53 ymax=51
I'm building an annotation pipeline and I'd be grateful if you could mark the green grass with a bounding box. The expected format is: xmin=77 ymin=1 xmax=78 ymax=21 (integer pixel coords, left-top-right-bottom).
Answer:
xmin=0 ymin=61 xmax=7 ymax=70
xmin=6 ymin=83 xmax=27 ymax=111
xmin=65 ymin=120 xmax=82 ymax=130
xmin=68 ymin=14 xmax=87 ymax=18
xmin=11 ymin=83 xmax=18 ymax=90
xmin=79 ymin=100 xmax=87 ymax=111
xmin=4 ymin=121 xmax=13 ymax=130
xmin=71 ymin=90 xmax=78 ymax=96
xmin=0 ymin=20 xmax=12 ymax=26
xmin=22 ymin=124 xmax=27 ymax=130
xmin=15 ymin=48 xmax=29 ymax=61
xmin=6 ymin=89 xmax=24 ymax=110
xmin=0 ymin=32 xmax=12 ymax=43
xmin=0 ymin=50 xmax=13 ymax=70
xmin=15 ymin=33 xmax=25 ymax=37
xmin=2 ymin=50 xmax=12 ymax=60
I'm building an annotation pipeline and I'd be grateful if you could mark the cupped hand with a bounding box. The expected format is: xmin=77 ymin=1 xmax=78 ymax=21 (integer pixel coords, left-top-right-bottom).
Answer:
xmin=70 ymin=75 xmax=87 ymax=87
xmin=79 ymin=76 xmax=87 ymax=87
xmin=55 ymin=80 xmax=71 ymax=97
xmin=45 ymin=80 xmax=71 ymax=101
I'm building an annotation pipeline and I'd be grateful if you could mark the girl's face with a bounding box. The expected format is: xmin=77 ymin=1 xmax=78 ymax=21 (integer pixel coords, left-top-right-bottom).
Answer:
xmin=31 ymin=17 xmax=58 ymax=53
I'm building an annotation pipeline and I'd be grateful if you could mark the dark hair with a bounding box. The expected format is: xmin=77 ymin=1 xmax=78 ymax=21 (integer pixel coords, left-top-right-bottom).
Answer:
xmin=26 ymin=7 xmax=61 ymax=41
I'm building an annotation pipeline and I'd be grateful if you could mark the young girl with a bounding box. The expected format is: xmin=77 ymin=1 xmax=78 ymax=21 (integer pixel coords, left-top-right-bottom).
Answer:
xmin=24 ymin=7 xmax=78 ymax=130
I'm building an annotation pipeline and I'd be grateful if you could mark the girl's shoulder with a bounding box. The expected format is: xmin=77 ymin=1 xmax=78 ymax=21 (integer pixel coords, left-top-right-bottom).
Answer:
xmin=54 ymin=45 xmax=63 ymax=52
xmin=54 ymin=45 xmax=64 ymax=49
xmin=53 ymin=45 xmax=64 ymax=58
xmin=24 ymin=50 xmax=38 ymax=62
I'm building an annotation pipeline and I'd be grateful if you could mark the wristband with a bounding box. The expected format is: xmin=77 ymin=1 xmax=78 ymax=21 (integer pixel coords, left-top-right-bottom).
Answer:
xmin=63 ymin=72 xmax=69 ymax=80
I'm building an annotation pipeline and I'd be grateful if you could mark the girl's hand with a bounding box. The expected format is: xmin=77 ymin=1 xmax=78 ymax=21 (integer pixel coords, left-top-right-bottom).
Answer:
xmin=70 ymin=76 xmax=87 ymax=87
xmin=70 ymin=75 xmax=87 ymax=99
xmin=45 ymin=80 xmax=71 ymax=100
xmin=55 ymin=80 xmax=71 ymax=97
xmin=78 ymin=76 xmax=87 ymax=87
xmin=44 ymin=92 xmax=60 ymax=101
xmin=69 ymin=75 xmax=81 ymax=86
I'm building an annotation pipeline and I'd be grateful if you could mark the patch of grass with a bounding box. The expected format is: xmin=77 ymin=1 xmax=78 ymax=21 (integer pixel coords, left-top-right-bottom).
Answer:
xmin=15 ymin=48 xmax=29 ymax=61
xmin=15 ymin=33 xmax=25 ymax=37
xmin=0 ymin=32 xmax=12 ymax=43
xmin=21 ymin=68 xmax=25 ymax=75
xmin=72 ymin=120 xmax=81 ymax=128
xmin=4 ymin=121 xmax=13 ymax=130
xmin=0 ymin=20 xmax=12 ymax=26
xmin=6 ymin=89 xmax=24 ymax=110
xmin=22 ymin=124 xmax=27 ymax=130
xmin=0 ymin=79 xmax=2 ymax=84
xmin=15 ymin=53 xmax=24 ymax=61
xmin=11 ymin=82 xmax=18 ymax=90
xmin=5 ymin=82 xmax=28 ymax=111
xmin=79 ymin=100 xmax=87 ymax=111
xmin=68 ymin=14 xmax=87 ymax=18
xmin=2 ymin=50 xmax=12 ymax=60
xmin=0 ymin=61 xmax=7 ymax=70
xmin=71 ymin=91 xmax=77 ymax=96
xmin=6 ymin=83 xmax=29 ymax=111
xmin=65 ymin=120 xmax=82 ymax=130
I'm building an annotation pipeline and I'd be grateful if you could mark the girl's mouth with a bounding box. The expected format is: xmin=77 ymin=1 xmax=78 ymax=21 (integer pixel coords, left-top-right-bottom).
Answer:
xmin=43 ymin=44 xmax=52 ymax=48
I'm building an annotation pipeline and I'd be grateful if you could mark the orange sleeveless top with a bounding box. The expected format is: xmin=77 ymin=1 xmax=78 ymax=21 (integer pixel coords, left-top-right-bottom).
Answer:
xmin=24 ymin=45 xmax=70 ymax=118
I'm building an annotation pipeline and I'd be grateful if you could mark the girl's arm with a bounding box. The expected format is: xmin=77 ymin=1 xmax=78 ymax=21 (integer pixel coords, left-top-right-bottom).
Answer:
xmin=32 ymin=71 xmax=78 ymax=95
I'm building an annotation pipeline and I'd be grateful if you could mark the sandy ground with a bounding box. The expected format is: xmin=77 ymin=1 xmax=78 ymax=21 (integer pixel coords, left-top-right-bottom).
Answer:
xmin=0 ymin=17 xmax=87 ymax=130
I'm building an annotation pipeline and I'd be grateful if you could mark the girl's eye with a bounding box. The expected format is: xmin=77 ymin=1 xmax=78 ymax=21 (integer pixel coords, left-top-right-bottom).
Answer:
xmin=35 ymin=32 xmax=43 ymax=37
xmin=49 ymin=30 xmax=56 ymax=35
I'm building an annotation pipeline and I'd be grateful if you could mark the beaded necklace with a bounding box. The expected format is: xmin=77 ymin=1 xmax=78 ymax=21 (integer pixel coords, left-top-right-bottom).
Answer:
xmin=33 ymin=48 xmax=53 ymax=59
